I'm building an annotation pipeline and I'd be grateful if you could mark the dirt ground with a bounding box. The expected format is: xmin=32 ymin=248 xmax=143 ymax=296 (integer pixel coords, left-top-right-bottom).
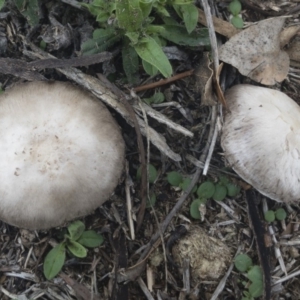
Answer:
xmin=0 ymin=0 xmax=300 ymax=299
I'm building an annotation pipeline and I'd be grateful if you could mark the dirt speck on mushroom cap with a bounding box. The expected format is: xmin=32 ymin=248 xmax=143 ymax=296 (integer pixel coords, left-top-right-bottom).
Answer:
xmin=0 ymin=81 xmax=125 ymax=229
xmin=221 ymin=84 xmax=300 ymax=203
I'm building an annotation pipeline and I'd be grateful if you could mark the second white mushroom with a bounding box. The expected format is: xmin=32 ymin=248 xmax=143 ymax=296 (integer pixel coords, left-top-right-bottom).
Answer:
xmin=221 ymin=84 xmax=300 ymax=203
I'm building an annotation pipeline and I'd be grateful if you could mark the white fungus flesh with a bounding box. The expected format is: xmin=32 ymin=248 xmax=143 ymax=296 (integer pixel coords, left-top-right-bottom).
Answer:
xmin=0 ymin=81 xmax=125 ymax=229
xmin=221 ymin=84 xmax=300 ymax=203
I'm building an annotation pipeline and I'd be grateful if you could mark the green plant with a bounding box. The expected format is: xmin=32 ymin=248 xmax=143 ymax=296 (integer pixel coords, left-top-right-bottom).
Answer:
xmin=0 ymin=0 xmax=5 ymax=10
xmin=190 ymin=198 xmax=207 ymax=219
xmin=212 ymin=183 xmax=227 ymax=201
xmin=143 ymin=92 xmax=165 ymax=105
xmin=275 ymin=208 xmax=287 ymax=221
xmin=43 ymin=221 xmax=104 ymax=280
xmin=264 ymin=208 xmax=287 ymax=223
xmin=146 ymin=193 xmax=157 ymax=207
xmin=234 ymin=253 xmax=263 ymax=299
xmin=81 ymin=0 xmax=209 ymax=82
xmin=228 ymin=0 xmax=243 ymax=29
xmin=137 ymin=164 xmax=158 ymax=184
xmin=167 ymin=171 xmax=183 ymax=187
xmin=264 ymin=210 xmax=275 ymax=223
xmin=197 ymin=181 xmax=215 ymax=198
xmin=14 ymin=0 xmax=40 ymax=27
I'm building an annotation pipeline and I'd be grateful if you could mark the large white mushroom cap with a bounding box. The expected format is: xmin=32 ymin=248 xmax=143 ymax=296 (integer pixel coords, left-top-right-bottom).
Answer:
xmin=0 ymin=81 xmax=125 ymax=229
xmin=221 ymin=84 xmax=300 ymax=203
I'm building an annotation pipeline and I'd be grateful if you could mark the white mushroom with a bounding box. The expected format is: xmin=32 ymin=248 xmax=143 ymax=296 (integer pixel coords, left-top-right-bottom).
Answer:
xmin=221 ymin=84 xmax=300 ymax=203
xmin=0 ymin=81 xmax=125 ymax=229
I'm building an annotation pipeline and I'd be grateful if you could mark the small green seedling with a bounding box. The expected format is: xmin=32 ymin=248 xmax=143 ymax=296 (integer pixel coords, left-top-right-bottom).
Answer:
xmin=231 ymin=15 xmax=244 ymax=29
xmin=228 ymin=0 xmax=244 ymax=29
xmin=197 ymin=181 xmax=215 ymax=198
xmin=137 ymin=164 xmax=158 ymax=184
xmin=167 ymin=171 xmax=183 ymax=187
xmin=43 ymin=221 xmax=104 ymax=280
xmin=275 ymin=208 xmax=287 ymax=221
xmin=212 ymin=183 xmax=227 ymax=201
xmin=234 ymin=253 xmax=263 ymax=299
xmin=229 ymin=0 xmax=242 ymax=15
xmin=143 ymin=92 xmax=165 ymax=105
xmin=264 ymin=208 xmax=287 ymax=223
xmin=226 ymin=182 xmax=241 ymax=197
xmin=146 ymin=193 xmax=157 ymax=208
xmin=179 ymin=178 xmax=197 ymax=193
xmin=190 ymin=198 xmax=207 ymax=219
xmin=264 ymin=210 xmax=275 ymax=223
xmin=167 ymin=171 xmax=197 ymax=193
xmin=190 ymin=176 xmax=240 ymax=219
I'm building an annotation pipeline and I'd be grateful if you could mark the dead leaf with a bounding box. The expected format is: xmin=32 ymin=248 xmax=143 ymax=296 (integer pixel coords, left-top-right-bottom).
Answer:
xmin=280 ymin=25 xmax=300 ymax=47
xmin=214 ymin=63 xmax=226 ymax=107
xmin=219 ymin=17 xmax=289 ymax=85
xmin=194 ymin=53 xmax=216 ymax=106
xmin=198 ymin=8 xmax=240 ymax=39
xmin=286 ymin=38 xmax=300 ymax=62
xmin=60 ymin=272 xmax=101 ymax=300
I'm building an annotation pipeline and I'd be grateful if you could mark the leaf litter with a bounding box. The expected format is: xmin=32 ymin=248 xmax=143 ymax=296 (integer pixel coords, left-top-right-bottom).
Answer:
xmin=219 ymin=17 xmax=290 ymax=85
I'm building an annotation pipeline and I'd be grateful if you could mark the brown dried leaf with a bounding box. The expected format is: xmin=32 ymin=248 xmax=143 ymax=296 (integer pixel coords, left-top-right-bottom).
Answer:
xmin=219 ymin=17 xmax=289 ymax=85
xmin=194 ymin=52 xmax=216 ymax=106
xmin=280 ymin=25 xmax=300 ymax=47
xmin=286 ymin=38 xmax=300 ymax=62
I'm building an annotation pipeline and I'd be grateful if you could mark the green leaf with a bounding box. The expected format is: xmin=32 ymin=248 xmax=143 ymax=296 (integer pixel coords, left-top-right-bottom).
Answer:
xmin=81 ymin=28 xmax=121 ymax=56
xmin=179 ymin=178 xmax=197 ymax=193
xmin=14 ymin=0 xmax=40 ymax=27
xmin=264 ymin=210 xmax=275 ymax=223
xmin=116 ymin=0 xmax=143 ymax=32
xmin=172 ymin=0 xmax=194 ymax=4
xmin=234 ymin=254 xmax=253 ymax=272
xmin=43 ymin=243 xmax=66 ymax=280
xmin=177 ymin=4 xmax=198 ymax=34
xmin=142 ymin=59 xmax=158 ymax=76
xmin=249 ymin=280 xmax=263 ymax=298
xmin=144 ymin=92 xmax=165 ymax=105
xmin=275 ymin=208 xmax=287 ymax=221
xmin=125 ymin=32 xmax=140 ymax=45
xmin=0 ymin=0 xmax=6 ymax=10
xmin=218 ymin=175 xmax=230 ymax=185
xmin=190 ymin=199 xmax=205 ymax=219
xmin=146 ymin=193 xmax=156 ymax=208
xmin=139 ymin=0 xmax=153 ymax=18
xmin=146 ymin=25 xmax=165 ymax=35
xmin=160 ymin=25 xmax=210 ymax=47
xmin=226 ymin=182 xmax=241 ymax=197
xmin=122 ymin=40 xmax=139 ymax=84
xmin=247 ymin=265 xmax=263 ymax=283
xmin=81 ymin=0 xmax=116 ymax=23
xmin=77 ymin=230 xmax=104 ymax=248
xmin=67 ymin=240 xmax=87 ymax=258
xmin=167 ymin=171 xmax=183 ymax=187
xmin=67 ymin=221 xmax=85 ymax=241
xmin=152 ymin=92 xmax=165 ymax=104
xmin=136 ymin=164 xmax=158 ymax=184
xmin=134 ymin=36 xmax=172 ymax=78
xmin=212 ymin=184 xmax=227 ymax=201
xmin=197 ymin=181 xmax=215 ymax=198
xmin=229 ymin=0 xmax=242 ymax=16
xmin=153 ymin=2 xmax=170 ymax=17
xmin=231 ymin=15 xmax=244 ymax=29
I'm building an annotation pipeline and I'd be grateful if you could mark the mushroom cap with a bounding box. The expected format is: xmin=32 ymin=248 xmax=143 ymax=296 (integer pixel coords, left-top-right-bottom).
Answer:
xmin=0 ymin=81 xmax=125 ymax=229
xmin=221 ymin=84 xmax=300 ymax=203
